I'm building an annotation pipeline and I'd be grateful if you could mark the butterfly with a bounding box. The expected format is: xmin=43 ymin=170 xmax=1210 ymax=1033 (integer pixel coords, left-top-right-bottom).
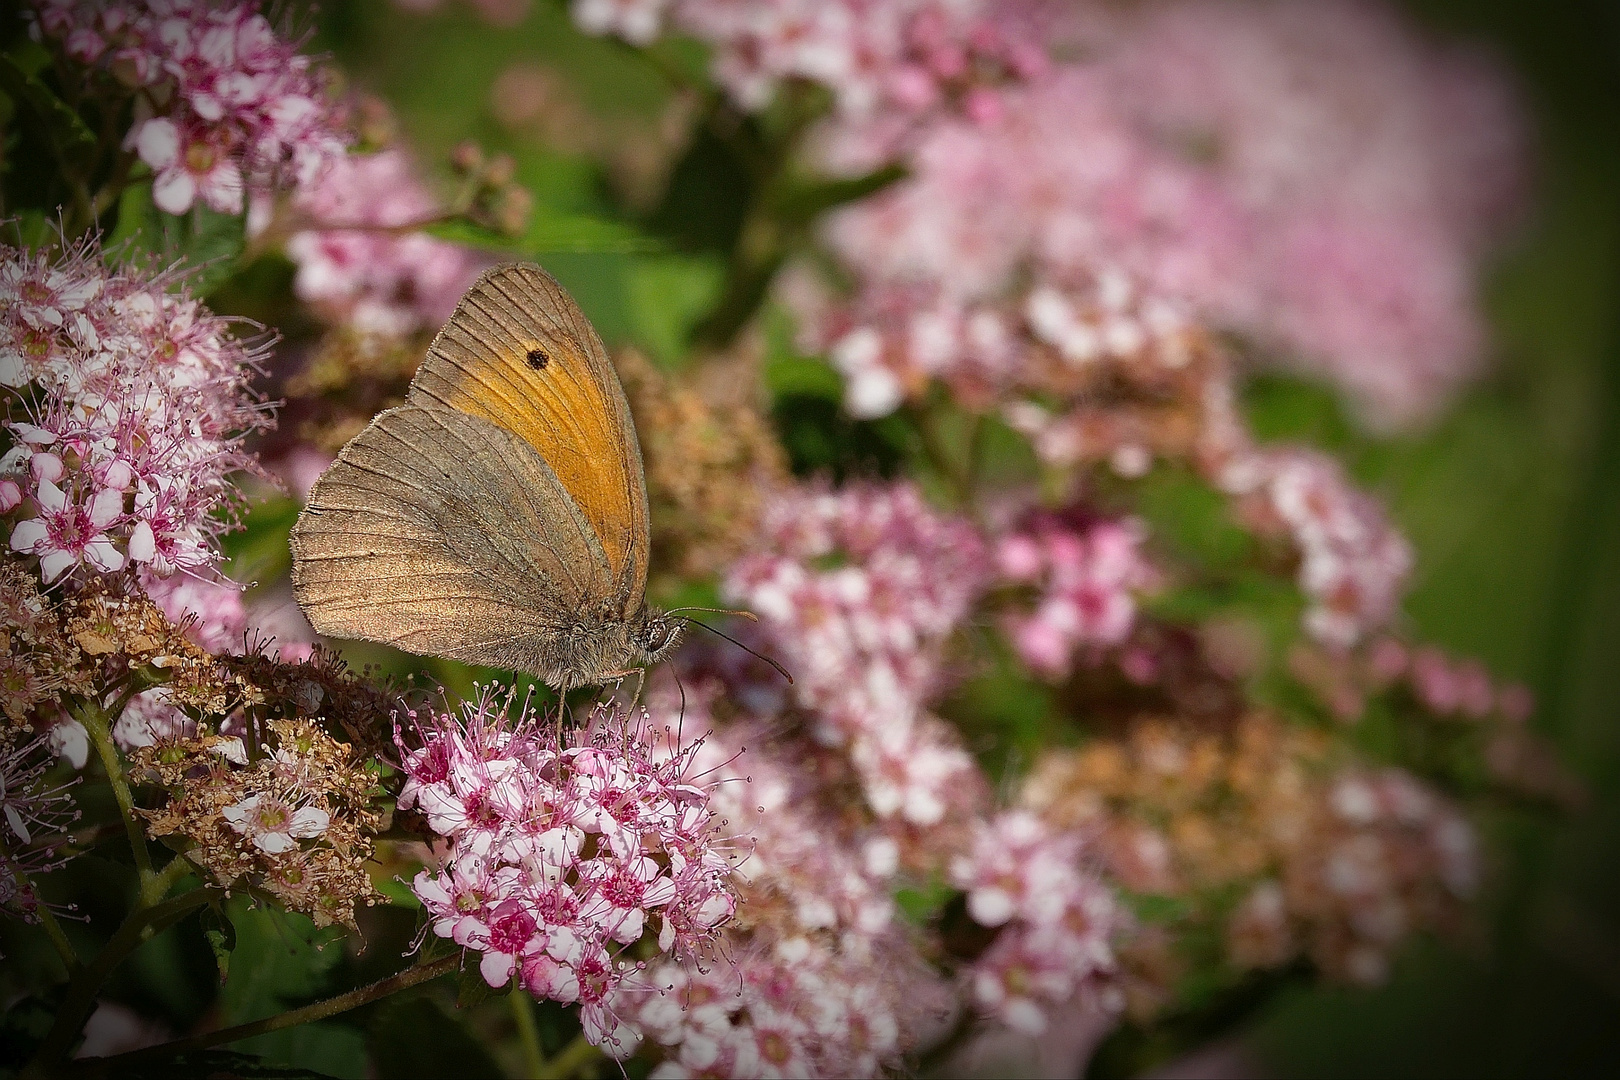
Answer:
xmin=289 ymin=262 xmax=682 ymax=692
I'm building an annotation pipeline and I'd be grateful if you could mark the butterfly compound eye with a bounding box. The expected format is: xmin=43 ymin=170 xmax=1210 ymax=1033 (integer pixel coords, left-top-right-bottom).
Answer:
xmin=525 ymin=347 xmax=549 ymax=370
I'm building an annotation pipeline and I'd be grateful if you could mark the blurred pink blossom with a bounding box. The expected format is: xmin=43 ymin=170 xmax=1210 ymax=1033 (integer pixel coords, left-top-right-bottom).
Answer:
xmin=799 ymin=0 xmax=1527 ymax=430
xmin=952 ymin=811 xmax=1122 ymax=1034
xmin=29 ymin=1 xmax=347 ymax=215
xmin=267 ymin=150 xmax=485 ymax=336
xmin=1222 ymin=447 xmax=1413 ymax=647
xmin=998 ymin=513 xmax=1156 ymax=680
xmin=724 ymin=483 xmax=989 ymax=825
xmin=571 ymin=0 xmax=1044 ymax=127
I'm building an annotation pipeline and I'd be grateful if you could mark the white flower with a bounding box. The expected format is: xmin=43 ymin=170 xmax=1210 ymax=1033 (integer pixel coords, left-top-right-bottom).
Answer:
xmin=223 ymin=793 xmax=330 ymax=854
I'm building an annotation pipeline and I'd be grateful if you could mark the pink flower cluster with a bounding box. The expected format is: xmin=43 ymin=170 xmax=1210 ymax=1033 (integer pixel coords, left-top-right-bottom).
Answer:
xmin=724 ymin=483 xmax=989 ymax=825
xmin=572 ymin=0 xmax=1044 ymax=123
xmin=1 ymin=240 xmax=270 ymax=588
xmin=261 ymin=149 xmax=485 ymax=337
xmin=997 ymin=513 xmax=1155 ymax=680
xmin=951 ymin=811 xmax=1121 ymax=1034
xmin=610 ymin=679 xmax=948 ymax=1078
xmin=399 ymin=690 xmax=739 ymax=1056
xmin=798 ymin=0 xmax=1526 ymax=430
xmin=1223 ymin=447 xmax=1413 ymax=647
xmin=1365 ymin=639 xmax=1534 ymax=724
xmin=29 ymin=0 xmax=347 ymax=215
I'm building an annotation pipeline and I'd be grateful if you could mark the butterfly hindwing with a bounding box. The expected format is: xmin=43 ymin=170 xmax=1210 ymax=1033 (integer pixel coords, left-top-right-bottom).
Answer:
xmin=407 ymin=263 xmax=650 ymax=610
xmin=290 ymin=404 xmax=614 ymax=671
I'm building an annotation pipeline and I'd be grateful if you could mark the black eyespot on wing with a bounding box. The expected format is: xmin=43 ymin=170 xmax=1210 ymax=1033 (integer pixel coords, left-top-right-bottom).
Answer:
xmin=526 ymin=347 xmax=549 ymax=370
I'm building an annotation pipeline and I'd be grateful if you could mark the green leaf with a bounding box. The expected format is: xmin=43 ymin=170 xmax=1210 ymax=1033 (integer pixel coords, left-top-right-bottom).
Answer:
xmin=370 ymin=874 xmax=421 ymax=910
xmin=368 ymin=997 xmax=505 ymax=1079
xmin=894 ymin=878 xmax=955 ymax=926
xmin=0 ymin=992 xmax=61 ymax=1066
xmin=773 ymin=163 xmax=907 ymax=224
xmin=455 ymin=955 xmax=508 ymax=1009
xmin=3 ymin=211 xmax=56 ymax=251
xmin=424 ymin=212 xmax=658 ymax=256
xmin=236 ymin=1025 xmax=370 ymax=1080
xmin=110 ymin=182 xmax=247 ymax=296
xmin=624 ymin=254 xmax=724 ymax=366
xmin=0 ymin=54 xmax=97 ymax=174
xmin=220 ymin=898 xmax=346 ymax=1024
xmin=222 ymin=496 xmax=302 ymax=590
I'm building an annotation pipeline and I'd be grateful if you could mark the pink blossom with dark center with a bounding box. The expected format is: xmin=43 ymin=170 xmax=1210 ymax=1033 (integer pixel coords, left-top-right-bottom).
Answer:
xmin=1 ymin=238 xmax=271 ymax=592
xmin=400 ymin=688 xmax=740 ymax=1057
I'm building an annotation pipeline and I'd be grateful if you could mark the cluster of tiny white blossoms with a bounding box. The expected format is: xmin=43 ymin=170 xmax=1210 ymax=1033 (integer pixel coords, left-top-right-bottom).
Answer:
xmin=610 ymin=681 xmax=948 ymax=1078
xmin=724 ymin=483 xmax=989 ymax=825
xmin=571 ymin=0 xmax=1045 ymax=122
xmin=997 ymin=513 xmax=1157 ymax=680
xmin=1222 ymin=447 xmax=1414 ymax=647
xmin=256 ymin=148 xmax=485 ymax=339
xmin=1 ymin=239 xmax=271 ymax=593
xmin=29 ymin=0 xmax=347 ymax=216
xmin=399 ymin=690 xmax=740 ymax=1056
xmin=951 ymin=810 xmax=1123 ymax=1035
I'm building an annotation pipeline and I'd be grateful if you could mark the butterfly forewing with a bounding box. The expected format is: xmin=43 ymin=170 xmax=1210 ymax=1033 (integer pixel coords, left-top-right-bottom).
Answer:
xmin=407 ymin=263 xmax=651 ymax=609
xmin=290 ymin=405 xmax=614 ymax=672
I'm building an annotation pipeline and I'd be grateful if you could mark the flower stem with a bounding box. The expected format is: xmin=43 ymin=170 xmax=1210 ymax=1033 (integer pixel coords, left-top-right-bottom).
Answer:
xmin=77 ymin=953 xmax=460 ymax=1074
xmin=33 ymin=899 xmax=81 ymax=976
xmin=24 ymin=887 xmax=217 ymax=1075
xmin=536 ymin=1032 xmax=600 ymax=1080
xmin=0 ymin=835 xmax=80 ymax=975
xmin=67 ymin=697 xmax=154 ymax=890
xmin=509 ymin=992 xmax=545 ymax=1079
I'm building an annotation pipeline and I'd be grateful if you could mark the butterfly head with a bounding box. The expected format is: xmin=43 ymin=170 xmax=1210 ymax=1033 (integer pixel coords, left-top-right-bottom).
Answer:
xmin=634 ymin=609 xmax=684 ymax=665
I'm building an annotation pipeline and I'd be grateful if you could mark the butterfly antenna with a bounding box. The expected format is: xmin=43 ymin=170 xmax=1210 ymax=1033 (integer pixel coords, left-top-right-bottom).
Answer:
xmin=666 ymin=606 xmax=759 ymax=622
xmin=679 ymin=618 xmax=793 ymax=685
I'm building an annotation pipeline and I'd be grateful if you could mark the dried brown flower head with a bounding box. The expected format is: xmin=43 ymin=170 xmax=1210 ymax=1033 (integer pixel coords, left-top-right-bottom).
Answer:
xmin=617 ymin=347 xmax=789 ymax=584
xmin=286 ymin=328 xmax=429 ymax=454
xmin=132 ymin=716 xmax=385 ymax=928
xmin=1022 ymin=711 xmax=1477 ymax=1009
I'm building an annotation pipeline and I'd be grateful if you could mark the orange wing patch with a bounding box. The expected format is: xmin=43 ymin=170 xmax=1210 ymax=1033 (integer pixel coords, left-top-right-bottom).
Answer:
xmin=407 ymin=264 xmax=650 ymax=602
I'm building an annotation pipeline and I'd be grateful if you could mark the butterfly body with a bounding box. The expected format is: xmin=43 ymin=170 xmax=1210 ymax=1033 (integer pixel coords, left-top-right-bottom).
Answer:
xmin=290 ymin=263 xmax=682 ymax=688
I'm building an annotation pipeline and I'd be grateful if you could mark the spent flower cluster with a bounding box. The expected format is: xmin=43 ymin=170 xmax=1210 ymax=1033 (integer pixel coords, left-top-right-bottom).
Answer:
xmin=1022 ymin=713 xmax=1479 ymax=1010
xmin=400 ymin=690 xmax=740 ymax=1056
xmin=2 ymin=238 xmax=271 ymax=591
xmin=29 ymin=0 xmax=348 ymax=215
xmin=133 ymin=715 xmax=384 ymax=927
